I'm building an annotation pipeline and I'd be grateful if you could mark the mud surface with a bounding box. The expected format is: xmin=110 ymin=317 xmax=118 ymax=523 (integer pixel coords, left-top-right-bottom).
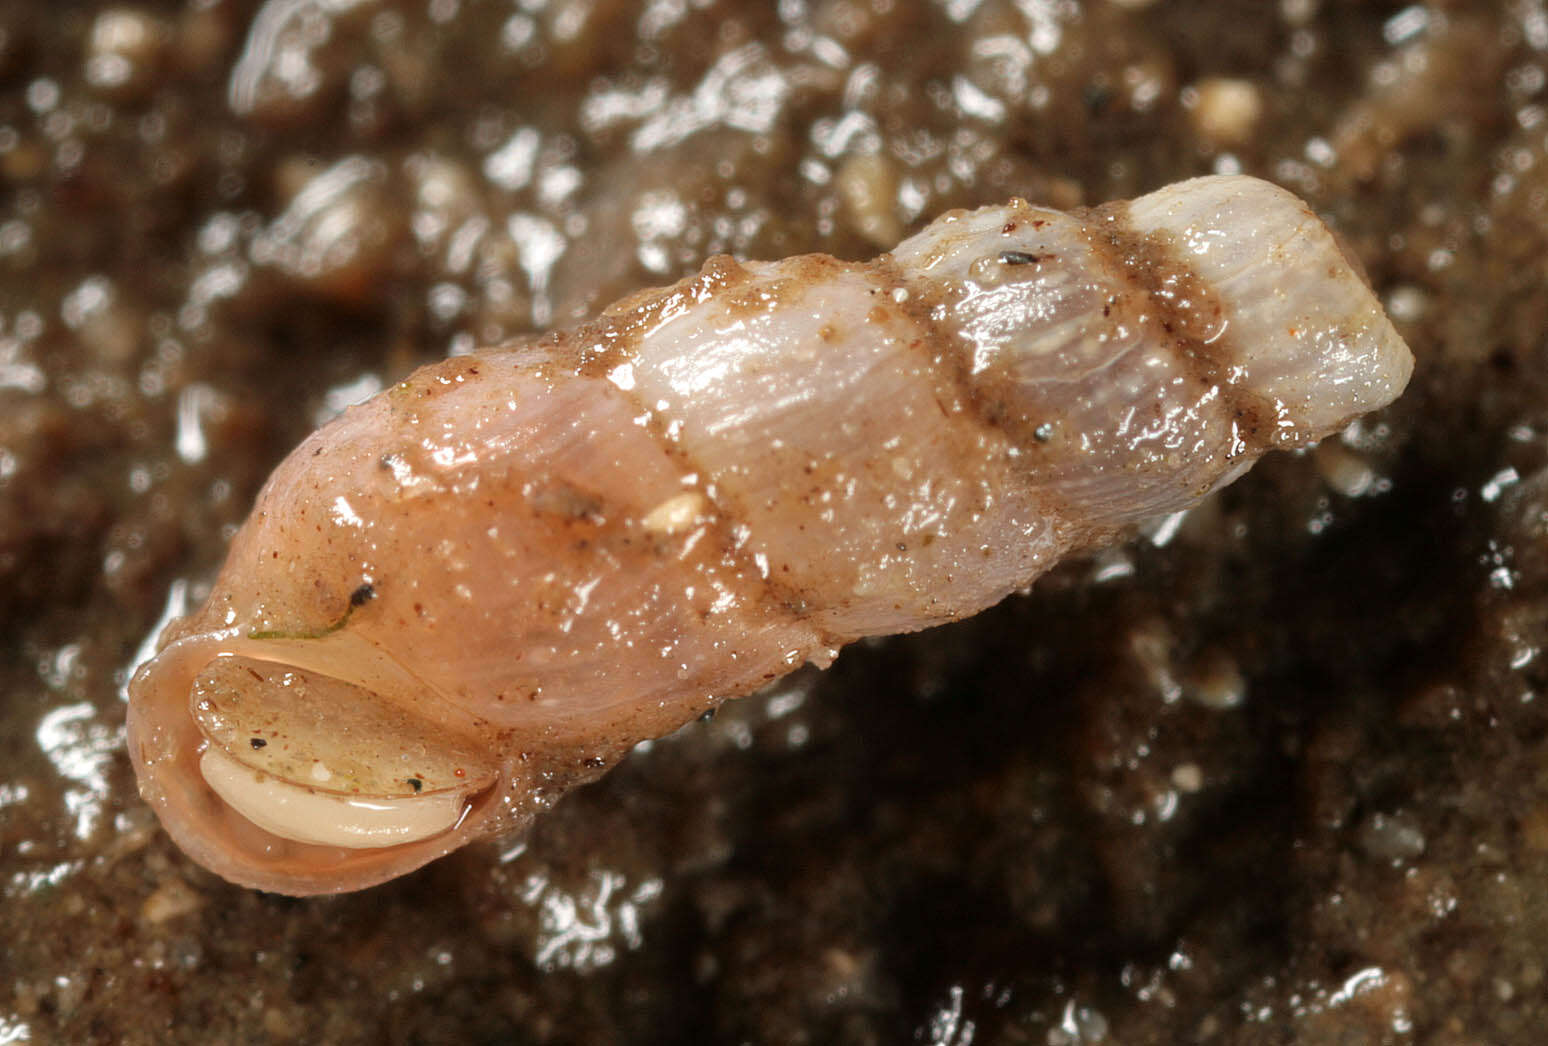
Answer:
xmin=2 ymin=0 xmax=1544 ymax=1042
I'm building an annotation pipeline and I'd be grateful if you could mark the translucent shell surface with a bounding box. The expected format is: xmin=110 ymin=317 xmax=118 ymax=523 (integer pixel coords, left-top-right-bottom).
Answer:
xmin=126 ymin=176 xmax=1413 ymax=894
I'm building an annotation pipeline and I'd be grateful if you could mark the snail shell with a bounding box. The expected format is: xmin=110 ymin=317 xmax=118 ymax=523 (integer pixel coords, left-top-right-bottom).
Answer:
xmin=127 ymin=175 xmax=1413 ymax=894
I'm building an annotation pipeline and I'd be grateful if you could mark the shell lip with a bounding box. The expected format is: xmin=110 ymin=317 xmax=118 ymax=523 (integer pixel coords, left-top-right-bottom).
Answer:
xmin=127 ymin=626 xmax=506 ymax=895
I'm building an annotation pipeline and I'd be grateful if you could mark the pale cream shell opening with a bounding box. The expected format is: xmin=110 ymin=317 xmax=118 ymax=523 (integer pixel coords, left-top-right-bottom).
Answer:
xmin=198 ymin=746 xmax=470 ymax=849
xmin=128 ymin=626 xmax=511 ymax=894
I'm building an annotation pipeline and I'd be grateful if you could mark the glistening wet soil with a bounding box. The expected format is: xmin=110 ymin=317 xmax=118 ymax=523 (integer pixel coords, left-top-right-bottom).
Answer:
xmin=1 ymin=1 xmax=1540 ymax=1042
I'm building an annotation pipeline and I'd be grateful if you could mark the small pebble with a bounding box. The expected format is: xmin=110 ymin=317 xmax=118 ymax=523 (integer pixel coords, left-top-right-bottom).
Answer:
xmin=1186 ymin=78 xmax=1265 ymax=148
xmin=1358 ymin=811 xmax=1426 ymax=862
xmin=84 ymin=7 xmax=169 ymax=98
xmin=837 ymin=152 xmax=902 ymax=248
xmin=141 ymin=877 xmax=205 ymax=924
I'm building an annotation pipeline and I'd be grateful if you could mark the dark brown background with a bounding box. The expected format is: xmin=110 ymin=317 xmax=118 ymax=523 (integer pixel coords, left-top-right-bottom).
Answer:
xmin=0 ymin=0 xmax=1540 ymax=1042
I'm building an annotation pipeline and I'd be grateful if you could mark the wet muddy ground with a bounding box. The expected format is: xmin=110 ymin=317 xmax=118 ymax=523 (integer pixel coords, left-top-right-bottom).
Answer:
xmin=3 ymin=0 xmax=1547 ymax=1042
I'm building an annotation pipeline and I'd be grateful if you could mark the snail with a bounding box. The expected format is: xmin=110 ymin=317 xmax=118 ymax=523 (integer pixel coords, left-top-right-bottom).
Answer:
xmin=127 ymin=175 xmax=1413 ymax=894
